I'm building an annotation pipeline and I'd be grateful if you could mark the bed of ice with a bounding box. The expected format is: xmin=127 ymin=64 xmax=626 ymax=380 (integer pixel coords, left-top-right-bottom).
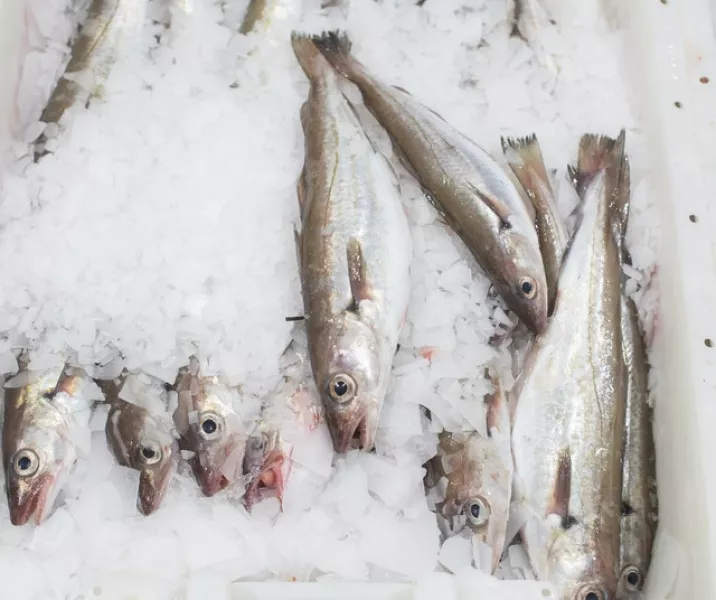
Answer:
xmin=0 ymin=0 xmax=661 ymax=598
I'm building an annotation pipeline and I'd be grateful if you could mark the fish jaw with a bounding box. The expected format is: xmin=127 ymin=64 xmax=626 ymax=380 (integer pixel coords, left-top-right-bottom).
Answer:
xmin=244 ymin=446 xmax=290 ymax=511
xmin=327 ymin=402 xmax=379 ymax=454
xmin=137 ymin=451 xmax=177 ymax=515
xmin=191 ymin=458 xmax=229 ymax=497
xmin=7 ymin=472 xmax=55 ymax=526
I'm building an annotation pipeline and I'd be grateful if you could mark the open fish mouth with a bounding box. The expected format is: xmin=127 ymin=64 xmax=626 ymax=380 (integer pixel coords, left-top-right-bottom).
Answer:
xmin=8 ymin=473 xmax=54 ymax=526
xmin=244 ymin=448 xmax=288 ymax=511
xmin=191 ymin=460 xmax=229 ymax=497
xmin=331 ymin=409 xmax=375 ymax=454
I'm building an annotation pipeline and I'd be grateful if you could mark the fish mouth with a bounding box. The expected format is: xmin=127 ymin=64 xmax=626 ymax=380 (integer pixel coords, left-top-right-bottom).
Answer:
xmin=244 ymin=448 xmax=288 ymax=511
xmin=331 ymin=408 xmax=376 ymax=454
xmin=191 ymin=459 xmax=229 ymax=497
xmin=137 ymin=460 xmax=176 ymax=516
xmin=8 ymin=473 xmax=54 ymax=526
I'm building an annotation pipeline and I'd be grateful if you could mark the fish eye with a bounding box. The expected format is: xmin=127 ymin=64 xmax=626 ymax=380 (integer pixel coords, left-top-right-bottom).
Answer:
xmin=12 ymin=449 xmax=40 ymax=477
xmin=464 ymin=496 xmax=491 ymax=528
xmin=518 ymin=276 xmax=537 ymax=299
xmin=138 ymin=441 xmax=162 ymax=466
xmin=622 ymin=566 xmax=643 ymax=591
xmin=327 ymin=373 xmax=356 ymax=403
xmin=199 ymin=412 xmax=222 ymax=440
xmin=577 ymin=586 xmax=608 ymax=600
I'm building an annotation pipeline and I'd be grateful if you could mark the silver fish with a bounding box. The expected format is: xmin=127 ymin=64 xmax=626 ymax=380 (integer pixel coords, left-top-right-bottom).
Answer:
xmin=291 ymin=33 xmax=412 ymax=453
xmin=511 ymin=0 xmax=559 ymax=76
xmin=511 ymin=131 xmax=629 ymax=600
xmin=97 ymin=371 xmax=178 ymax=515
xmin=310 ymin=31 xmax=548 ymax=334
xmin=173 ymin=357 xmax=249 ymax=496
xmin=618 ymin=291 xmax=657 ymax=598
xmin=2 ymin=360 xmax=94 ymax=525
xmin=426 ymin=372 xmax=512 ymax=573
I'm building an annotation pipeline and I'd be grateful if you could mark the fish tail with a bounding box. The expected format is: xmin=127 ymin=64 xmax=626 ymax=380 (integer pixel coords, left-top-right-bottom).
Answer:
xmin=501 ymin=133 xmax=551 ymax=188
xmin=309 ymin=30 xmax=363 ymax=81
xmin=290 ymin=32 xmax=336 ymax=80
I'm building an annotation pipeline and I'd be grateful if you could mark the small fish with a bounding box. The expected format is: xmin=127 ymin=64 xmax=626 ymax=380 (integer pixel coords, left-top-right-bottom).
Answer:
xmin=2 ymin=360 xmax=95 ymax=525
xmin=501 ymin=134 xmax=567 ymax=316
xmin=239 ymin=0 xmax=303 ymax=35
xmin=310 ymin=31 xmax=548 ymax=334
xmin=34 ymin=0 xmax=149 ymax=159
xmin=618 ymin=291 xmax=657 ymax=598
xmin=173 ymin=357 xmax=248 ymax=496
xmin=510 ymin=0 xmax=559 ymax=76
xmin=291 ymin=33 xmax=413 ymax=453
xmin=426 ymin=372 xmax=512 ymax=573
xmin=97 ymin=371 xmax=178 ymax=515
xmin=511 ymin=131 xmax=630 ymax=600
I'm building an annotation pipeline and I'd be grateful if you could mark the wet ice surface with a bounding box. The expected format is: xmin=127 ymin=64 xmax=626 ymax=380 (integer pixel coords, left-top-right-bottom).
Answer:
xmin=0 ymin=0 xmax=660 ymax=598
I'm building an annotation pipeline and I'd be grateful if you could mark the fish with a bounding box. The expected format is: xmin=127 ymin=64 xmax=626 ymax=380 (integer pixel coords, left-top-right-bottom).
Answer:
xmin=34 ymin=0 xmax=149 ymax=159
xmin=2 ymin=360 xmax=95 ymax=526
xmin=309 ymin=31 xmax=548 ymax=335
xmin=426 ymin=371 xmax=513 ymax=573
xmin=501 ymin=134 xmax=567 ymax=316
xmin=239 ymin=0 xmax=303 ymax=35
xmin=96 ymin=371 xmax=178 ymax=515
xmin=617 ymin=290 xmax=657 ymax=598
xmin=510 ymin=0 xmax=559 ymax=77
xmin=511 ymin=130 xmax=630 ymax=600
xmin=243 ymin=339 xmax=323 ymax=509
xmin=172 ymin=357 xmax=249 ymax=496
xmin=290 ymin=33 xmax=413 ymax=453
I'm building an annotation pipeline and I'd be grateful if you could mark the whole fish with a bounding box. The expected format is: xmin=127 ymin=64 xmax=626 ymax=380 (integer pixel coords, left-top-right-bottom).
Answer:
xmin=173 ymin=357 xmax=249 ymax=496
xmin=511 ymin=131 xmax=629 ymax=600
xmin=291 ymin=33 xmax=413 ymax=453
xmin=35 ymin=0 xmax=149 ymax=159
xmin=309 ymin=31 xmax=548 ymax=335
xmin=2 ymin=361 xmax=95 ymax=525
xmin=97 ymin=371 xmax=178 ymax=515
xmin=502 ymin=134 xmax=567 ymax=316
xmin=618 ymin=291 xmax=657 ymax=598
xmin=425 ymin=372 xmax=512 ymax=573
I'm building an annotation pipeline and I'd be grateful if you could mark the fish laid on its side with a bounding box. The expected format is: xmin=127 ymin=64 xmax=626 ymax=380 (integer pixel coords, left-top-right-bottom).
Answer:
xmin=291 ymin=33 xmax=413 ymax=453
xmin=618 ymin=290 xmax=658 ymax=598
xmin=173 ymin=357 xmax=249 ymax=496
xmin=2 ymin=360 xmax=96 ymax=525
xmin=310 ymin=31 xmax=548 ymax=335
xmin=425 ymin=371 xmax=513 ymax=573
xmin=511 ymin=131 xmax=629 ymax=600
xmin=96 ymin=371 xmax=178 ymax=515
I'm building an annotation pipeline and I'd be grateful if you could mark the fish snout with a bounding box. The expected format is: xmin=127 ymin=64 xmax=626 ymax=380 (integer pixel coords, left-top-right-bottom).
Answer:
xmin=328 ymin=406 xmax=377 ymax=453
xmin=7 ymin=472 xmax=54 ymax=526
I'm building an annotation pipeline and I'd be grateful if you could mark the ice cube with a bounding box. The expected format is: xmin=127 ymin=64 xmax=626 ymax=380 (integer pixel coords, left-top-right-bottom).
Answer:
xmin=439 ymin=535 xmax=473 ymax=574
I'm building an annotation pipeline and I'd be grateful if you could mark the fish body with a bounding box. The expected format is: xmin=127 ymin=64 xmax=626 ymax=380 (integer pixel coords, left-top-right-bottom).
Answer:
xmin=2 ymin=362 xmax=94 ymax=525
xmin=618 ymin=294 xmax=657 ymax=598
xmin=427 ymin=373 xmax=512 ymax=573
xmin=173 ymin=357 xmax=249 ymax=496
xmin=511 ymin=132 xmax=629 ymax=600
xmin=291 ymin=33 xmax=412 ymax=453
xmin=511 ymin=0 xmax=559 ymax=76
xmin=310 ymin=31 xmax=547 ymax=334
xmin=98 ymin=371 xmax=178 ymax=515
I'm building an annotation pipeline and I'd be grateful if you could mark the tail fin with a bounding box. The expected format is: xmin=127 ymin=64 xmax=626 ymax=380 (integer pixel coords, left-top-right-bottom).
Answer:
xmin=309 ymin=30 xmax=363 ymax=81
xmin=290 ymin=32 xmax=335 ymax=80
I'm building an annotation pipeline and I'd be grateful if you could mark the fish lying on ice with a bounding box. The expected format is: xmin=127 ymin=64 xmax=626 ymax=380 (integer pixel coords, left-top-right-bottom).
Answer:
xmin=96 ymin=371 xmax=178 ymax=515
xmin=173 ymin=356 xmax=250 ymax=496
xmin=510 ymin=0 xmax=559 ymax=77
xmin=511 ymin=131 xmax=630 ymax=600
xmin=2 ymin=359 xmax=96 ymax=525
xmin=425 ymin=371 xmax=512 ymax=573
xmin=290 ymin=33 xmax=413 ymax=453
xmin=309 ymin=30 xmax=548 ymax=335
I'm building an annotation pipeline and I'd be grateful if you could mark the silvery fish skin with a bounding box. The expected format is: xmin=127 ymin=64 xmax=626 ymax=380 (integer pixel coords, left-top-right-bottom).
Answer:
xmin=618 ymin=294 xmax=657 ymax=598
xmin=2 ymin=362 xmax=94 ymax=526
xmin=35 ymin=0 xmax=149 ymax=152
xmin=291 ymin=33 xmax=412 ymax=453
xmin=173 ymin=357 xmax=248 ymax=496
xmin=97 ymin=372 xmax=178 ymax=515
xmin=239 ymin=0 xmax=302 ymax=35
xmin=427 ymin=374 xmax=512 ymax=573
xmin=310 ymin=31 xmax=548 ymax=335
xmin=511 ymin=132 xmax=629 ymax=600
xmin=502 ymin=134 xmax=567 ymax=317
xmin=511 ymin=0 xmax=559 ymax=76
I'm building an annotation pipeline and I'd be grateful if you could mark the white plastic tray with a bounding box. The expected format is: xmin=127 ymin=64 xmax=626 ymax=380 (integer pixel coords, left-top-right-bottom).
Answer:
xmin=1 ymin=0 xmax=716 ymax=598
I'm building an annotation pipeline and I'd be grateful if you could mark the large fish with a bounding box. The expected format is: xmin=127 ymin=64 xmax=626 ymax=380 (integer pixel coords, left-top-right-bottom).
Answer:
xmin=425 ymin=372 xmax=512 ymax=573
xmin=511 ymin=131 xmax=630 ymax=600
xmin=97 ymin=371 xmax=178 ymax=515
xmin=618 ymin=289 xmax=657 ymax=598
xmin=309 ymin=31 xmax=548 ymax=335
xmin=2 ymin=360 xmax=95 ymax=525
xmin=290 ymin=33 xmax=412 ymax=453
xmin=173 ymin=357 xmax=249 ymax=496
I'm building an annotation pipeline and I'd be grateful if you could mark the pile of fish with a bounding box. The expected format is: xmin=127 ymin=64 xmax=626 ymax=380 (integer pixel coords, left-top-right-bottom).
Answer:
xmin=0 ymin=2 xmax=658 ymax=600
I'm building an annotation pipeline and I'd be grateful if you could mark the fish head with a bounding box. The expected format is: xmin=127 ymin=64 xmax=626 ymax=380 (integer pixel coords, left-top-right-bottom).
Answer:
xmin=437 ymin=431 xmax=512 ymax=573
xmin=243 ymin=430 xmax=290 ymax=510
xmin=494 ymin=232 xmax=549 ymax=334
xmin=313 ymin=312 xmax=384 ymax=453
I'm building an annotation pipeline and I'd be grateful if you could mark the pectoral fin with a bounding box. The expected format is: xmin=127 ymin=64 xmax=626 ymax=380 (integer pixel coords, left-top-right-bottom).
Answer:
xmin=547 ymin=448 xmax=573 ymax=529
xmin=346 ymin=238 xmax=372 ymax=308
xmin=467 ymin=181 xmax=513 ymax=228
